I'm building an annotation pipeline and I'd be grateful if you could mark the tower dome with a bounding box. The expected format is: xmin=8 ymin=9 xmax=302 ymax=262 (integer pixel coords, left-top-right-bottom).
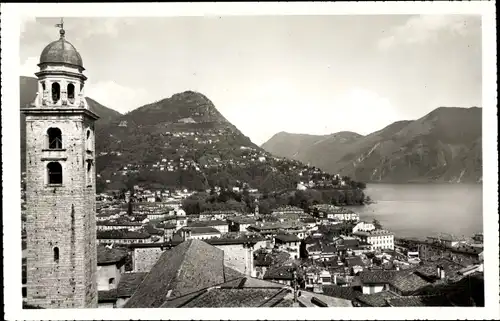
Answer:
xmin=39 ymin=29 xmax=84 ymax=69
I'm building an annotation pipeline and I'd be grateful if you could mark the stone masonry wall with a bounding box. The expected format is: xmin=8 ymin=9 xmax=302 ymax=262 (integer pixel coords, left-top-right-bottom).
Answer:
xmin=25 ymin=113 xmax=97 ymax=308
xmin=133 ymin=248 xmax=165 ymax=272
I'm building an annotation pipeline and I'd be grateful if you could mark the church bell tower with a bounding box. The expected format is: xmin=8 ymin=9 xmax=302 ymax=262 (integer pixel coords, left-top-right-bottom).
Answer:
xmin=21 ymin=20 xmax=99 ymax=308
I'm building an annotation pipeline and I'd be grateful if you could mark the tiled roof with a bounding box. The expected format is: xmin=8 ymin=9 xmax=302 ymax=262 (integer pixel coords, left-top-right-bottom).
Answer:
xmin=159 ymin=277 xmax=290 ymax=308
xmin=116 ymin=272 xmax=148 ymax=298
xmin=97 ymin=229 xmax=150 ymax=240
xmin=275 ymin=234 xmax=300 ymax=243
xmin=182 ymin=226 xmax=221 ymax=235
xmin=345 ymin=256 xmax=364 ymax=268
xmin=227 ymin=217 xmax=257 ymax=225
xmin=322 ymin=285 xmax=362 ymax=301
xmin=297 ymin=290 xmax=354 ymax=307
xmin=97 ymin=245 xmax=128 ymax=265
xmin=386 ymin=295 xmax=453 ymax=307
xmin=187 ymin=220 xmax=227 ymax=228
xmin=206 ymin=236 xmax=265 ymax=246
xmin=97 ymin=220 xmax=142 ymax=226
xmin=390 ymin=272 xmax=430 ymax=294
xmin=415 ymin=259 xmax=465 ymax=281
xmin=353 ymin=229 xmax=394 ymax=237
xmin=220 ymin=277 xmax=285 ymax=289
xmin=224 ymin=266 xmax=245 ymax=282
xmin=184 ymin=288 xmax=288 ymax=308
xmin=355 ymin=291 xmax=397 ymax=307
xmin=263 ymin=266 xmax=294 ymax=280
xmin=359 ymin=270 xmax=397 ymax=285
xmin=123 ymin=239 xmax=226 ymax=308
xmin=98 ymin=289 xmax=117 ymax=303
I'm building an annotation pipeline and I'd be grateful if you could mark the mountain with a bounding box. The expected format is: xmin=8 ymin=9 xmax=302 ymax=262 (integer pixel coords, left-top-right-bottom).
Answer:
xmin=262 ymin=107 xmax=482 ymax=184
xmin=94 ymin=91 xmax=329 ymax=192
xmin=20 ymin=76 xmax=123 ymax=171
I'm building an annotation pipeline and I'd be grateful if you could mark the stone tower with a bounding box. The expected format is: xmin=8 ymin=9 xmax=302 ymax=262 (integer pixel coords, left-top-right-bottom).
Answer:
xmin=21 ymin=23 xmax=99 ymax=308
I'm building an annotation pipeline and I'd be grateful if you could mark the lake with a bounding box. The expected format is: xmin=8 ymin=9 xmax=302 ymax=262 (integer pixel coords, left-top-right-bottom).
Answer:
xmin=349 ymin=183 xmax=483 ymax=239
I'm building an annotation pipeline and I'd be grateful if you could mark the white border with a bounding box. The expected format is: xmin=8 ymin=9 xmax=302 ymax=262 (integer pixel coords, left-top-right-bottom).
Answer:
xmin=2 ymin=2 xmax=498 ymax=320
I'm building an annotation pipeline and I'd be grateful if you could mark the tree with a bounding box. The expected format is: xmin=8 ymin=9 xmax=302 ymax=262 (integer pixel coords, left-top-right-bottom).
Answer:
xmin=372 ymin=219 xmax=383 ymax=230
xmin=299 ymin=240 xmax=309 ymax=260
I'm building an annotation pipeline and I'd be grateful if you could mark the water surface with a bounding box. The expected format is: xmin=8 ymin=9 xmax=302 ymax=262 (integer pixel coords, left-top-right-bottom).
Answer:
xmin=350 ymin=183 xmax=483 ymax=239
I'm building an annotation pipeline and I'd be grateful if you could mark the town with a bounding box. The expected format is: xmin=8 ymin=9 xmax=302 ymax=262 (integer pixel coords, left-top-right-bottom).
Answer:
xmin=18 ymin=17 xmax=485 ymax=311
xmin=22 ymin=180 xmax=485 ymax=308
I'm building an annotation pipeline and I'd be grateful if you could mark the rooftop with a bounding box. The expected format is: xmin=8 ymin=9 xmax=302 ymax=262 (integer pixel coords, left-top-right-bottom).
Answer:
xmin=275 ymin=234 xmax=300 ymax=243
xmin=181 ymin=226 xmax=221 ymax=235
xmin=97 ymin=229 xmax=151 ymax=240
xmin=116 ymin=272 xmax=148 ymax=298
xmin=97 ymin=245 xmax=128 ymax=265
xmin=187 ymin=220 xmax=227 ymax=227
xmin=123 ymin=239 xmax=242 ymax=308
xmin=160 ymin=277 xmax=289 ymax=308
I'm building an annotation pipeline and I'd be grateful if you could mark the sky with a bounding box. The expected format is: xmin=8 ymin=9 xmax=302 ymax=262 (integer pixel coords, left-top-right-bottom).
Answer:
xmin=20 ymin=15 xmax=482 ymax=145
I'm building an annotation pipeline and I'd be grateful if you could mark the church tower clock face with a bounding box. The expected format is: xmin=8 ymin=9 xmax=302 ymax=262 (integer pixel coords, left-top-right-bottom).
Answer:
xmin=21 ymin=19 xmax=100 ymax=309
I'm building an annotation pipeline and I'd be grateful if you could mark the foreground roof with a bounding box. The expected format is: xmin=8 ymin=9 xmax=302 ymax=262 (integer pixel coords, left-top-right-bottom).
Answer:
xmin=123 ymin=239 xmax=242 ymax=308
xmin=160 ymin=277 xmax=290 ymax=308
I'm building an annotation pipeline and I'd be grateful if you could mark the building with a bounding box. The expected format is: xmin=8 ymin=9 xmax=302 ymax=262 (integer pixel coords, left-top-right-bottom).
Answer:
xmin=353 ymin=229 xmax=395 ymax=251
xmin=178 ymin=227 xmax=222 ymax=240
xmin=21 ymin=24 xmax=98 ymax=308
xmin=227 ymin=217 xmax=257 ymax=233
xmin=96 ymin=220 xmax=143 ymax=231
xmin=312 ymin=204 xmax=359 ymax=222
xmin=352 ymin=221 xmax=375 ymax=233
xmin=96 ymin=246 xmax=128 ymax=308
xmin=123 ymin=239 xmax=251 ymax=308
xmin=274 ymin=234 xmax=301 ymax=256
xmin=97 ymin=230 xmax=152 ymax=245
xmin=187 ymin=219 xmax=228 ymax=234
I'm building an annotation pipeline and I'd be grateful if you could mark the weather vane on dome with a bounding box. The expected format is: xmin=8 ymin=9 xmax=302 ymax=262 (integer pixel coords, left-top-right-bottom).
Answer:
xmin=55 ymin=17 xmax=65 ymax=38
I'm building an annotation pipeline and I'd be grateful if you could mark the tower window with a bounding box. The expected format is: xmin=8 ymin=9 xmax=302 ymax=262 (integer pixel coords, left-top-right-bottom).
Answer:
xmin=51 ymin=82 xmax=60 ymax=103
xmin=47 ymin=162 xmax=63 ymax=185
xmin=108 ymin=278 xmax=115 ymax=285
xmin=67 ymin=83 xmax=75 ymax=102
xmin=54 ymin=247 xmax=60 ymax=263
xmin=87 ymin=161 xmax=93 ymax=185
xmin=47 ymin=127 xmax=63 ymax=149
xmin=41 ymin=82 xmax=46 ymax=91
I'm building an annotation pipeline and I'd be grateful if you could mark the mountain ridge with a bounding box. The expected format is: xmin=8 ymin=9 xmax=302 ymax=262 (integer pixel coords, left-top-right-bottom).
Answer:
xmin=261 ymin=106 xmax=482 ymax=184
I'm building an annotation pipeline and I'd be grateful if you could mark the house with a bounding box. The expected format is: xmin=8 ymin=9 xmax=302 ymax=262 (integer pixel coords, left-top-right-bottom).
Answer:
xmin=227 ymin=216 xmax=257 ymax=233
xmin=358 ymin=270 xmax=397 ymax=294
xmin=178 ymin=226 xmax=221 ymax=240
xmin=97 ymin=245 xmax=129 ymax=308
xmin=271 ymin=205 xmax=305 ymax=217
xmin=96 ymin=220 xmax=143 ymax=231
xmin=206 ymin=236 xmax=266 ymax=277
xmin=353 ymin=229 xmax=395 ymax=251
xmin=311 ymin=204 xmax=359 ymax=222
xmin=187 ymin=219 xmax=228 ymax=234
xmin=97 ymin=230 xmax=152 ymax=245
xmin=345 ymin=256 xmax=365 ymax=275
xmin=352 ymin=221 xmax=375 ymax=233
xmin=274 ymin=234 xmax=300 ymax=256
xmin=263 ymin=266 xmax=294 ymax=286
xmin=122 ymin=240 xmax=299 ymax=308
xmin=199 ymin=210 xmax=238 ymax=221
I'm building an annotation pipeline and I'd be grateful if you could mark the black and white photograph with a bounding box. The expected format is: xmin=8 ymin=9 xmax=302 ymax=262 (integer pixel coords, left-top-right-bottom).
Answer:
xmin=2 ymin=2 xmax=498 ymax=320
